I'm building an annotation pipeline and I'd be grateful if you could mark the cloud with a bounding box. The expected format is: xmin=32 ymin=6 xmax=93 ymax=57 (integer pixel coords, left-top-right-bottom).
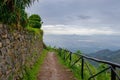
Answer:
xmin=26 ymin=0 xmax=120 ymax=33
xmin=77 ymin=40 xmax=95 ymax=42
xmin=77 ymin=15 xmax=91 ymax=20
xmin=42 ymin=25 xmax=119 ymax=35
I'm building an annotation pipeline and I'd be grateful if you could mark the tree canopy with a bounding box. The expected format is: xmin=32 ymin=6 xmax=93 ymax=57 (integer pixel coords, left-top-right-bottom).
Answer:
xmin=0 ymin=0 xmax=37 ymax=27
xmin=28 ymin=14 xmax=42 ymax=28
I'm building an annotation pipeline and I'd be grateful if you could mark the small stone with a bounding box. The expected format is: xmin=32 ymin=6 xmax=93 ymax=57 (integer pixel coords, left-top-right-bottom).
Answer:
xmin=2 ymin=40 xmax=7 ymax=47
xmin=0 ymin=30 xmax=2 ymax=36
xmin=1 ymin=64 xmax=7 ymax=75
xmin=3 ymin=25 xmax=7 ymax=29
xmin=0 ymin=56 xmax=3 ymax=61
xmin=2 ymin=34 xmax=7 ymax=39
xmin=0 ymin=70 xmax=2 ymax=77
xmin=13 ymin=33 xmax=17 ymax=37
xmin=6 ymin=39 xmax=10 ymax=45
xmin=0 ymin=42 xmax=2 ymax=48
xmin=1 ymin=47 xmax=7 ymax=55
xmin=0 ymin=24 xmax=3 ymax=28
xmin=6 ymin=56 xmax=11 ymax=65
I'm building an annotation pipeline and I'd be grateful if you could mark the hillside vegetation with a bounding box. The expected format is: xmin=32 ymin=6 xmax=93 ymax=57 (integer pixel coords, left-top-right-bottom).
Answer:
xmin=48 ymin=47 xmax=120 ymax=80
xmin=88 ymin=49 xmax=120 ymax=64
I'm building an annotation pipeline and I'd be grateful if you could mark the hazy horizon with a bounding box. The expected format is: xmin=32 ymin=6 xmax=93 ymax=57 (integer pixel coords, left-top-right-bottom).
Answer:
xmin=43 ymin=34 xmax=120 ymax=53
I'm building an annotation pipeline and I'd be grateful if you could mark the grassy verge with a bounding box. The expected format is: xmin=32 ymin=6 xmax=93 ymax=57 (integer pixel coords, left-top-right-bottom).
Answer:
xmin=23 ymin=49 xmax=48 ymax=80
xmin=56 ymin=50 xmax=111 ymax=80
xmin=56 ymin=52 xmax=81 ymax=80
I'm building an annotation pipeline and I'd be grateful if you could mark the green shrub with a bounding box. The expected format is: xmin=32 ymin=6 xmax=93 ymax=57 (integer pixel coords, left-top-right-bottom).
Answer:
xmin=29 ymin=14 xmax=41 ymax=22
xmin=28 ymin=14 xmax=42 ymax=29
xmin=29 ymin=20 xmax=41 ymax=28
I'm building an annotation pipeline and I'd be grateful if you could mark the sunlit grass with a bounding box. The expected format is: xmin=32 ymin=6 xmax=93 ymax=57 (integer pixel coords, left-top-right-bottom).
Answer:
xmin=26 ymin=26 xmax=43 ymax=35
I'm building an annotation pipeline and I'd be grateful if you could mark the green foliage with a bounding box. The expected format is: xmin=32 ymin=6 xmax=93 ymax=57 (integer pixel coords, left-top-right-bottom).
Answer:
xmin=0 ymin=2 xmax=16 ymax=24
xmin=0 ymin=0 xmax=43 ymax=30
xmin=26 ymin=26 xmax=43 ymax=40
xmin=20 ymin=11 xmax=28 ymax=28
xmin=45 ymin=46 xmax=57 ymax=52
xmin=28 ymin=14 xmax=42 ymax=28
xmin=57 ymin=50 xmax=82 ymax=79
xmin=76 ymin=50 xmax=81 ymax=54
xmin=23 ymin=49 xmax=48 ymax=80
xmin=96 ymin=64 xmax=110 ymax=80
xmin=56 ymin=49 xmax=111 ymax=80
xmin=0 ymin=0 xmax=36 ymax=27
xmin=29 ymin=20 xmax=41 ymax=28
xmin=29 ymin=14 xmax=41 ymax=22
xmin=26 ymin=26 xmax=42 ymax=34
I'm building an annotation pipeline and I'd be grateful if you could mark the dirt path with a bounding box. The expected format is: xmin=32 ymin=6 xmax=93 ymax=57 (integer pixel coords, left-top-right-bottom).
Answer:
xmin=37 ymin=52 xmax=76 ymax=80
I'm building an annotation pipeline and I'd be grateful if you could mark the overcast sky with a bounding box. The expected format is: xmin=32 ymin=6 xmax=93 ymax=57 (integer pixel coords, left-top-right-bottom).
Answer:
xmin=26 ymin=0 xmax=120 ymax=35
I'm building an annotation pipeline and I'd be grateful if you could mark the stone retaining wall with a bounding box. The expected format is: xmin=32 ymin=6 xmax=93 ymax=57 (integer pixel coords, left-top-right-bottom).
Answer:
xmin=0 ymin=24 xmax=43 ymax=80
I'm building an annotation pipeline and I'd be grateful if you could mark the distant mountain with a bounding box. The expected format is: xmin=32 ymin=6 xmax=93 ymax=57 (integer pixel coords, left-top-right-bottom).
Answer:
xmin=88 ymin=49 xmax=120 ymax=64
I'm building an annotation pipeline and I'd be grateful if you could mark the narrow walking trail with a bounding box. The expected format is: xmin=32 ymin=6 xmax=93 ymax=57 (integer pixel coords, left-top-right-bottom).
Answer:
xmin=37 ymin=52 xmax=76 ymax=80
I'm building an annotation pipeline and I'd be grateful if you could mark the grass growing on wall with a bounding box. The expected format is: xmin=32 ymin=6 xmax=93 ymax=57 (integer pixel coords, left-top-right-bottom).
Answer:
xmin=26 ymin=26 xmax=43 ymax=40
xmin=26 ymin=27 xmax=41 ymax=34
xmin=23 ymin=49 xmax=48 ymax=80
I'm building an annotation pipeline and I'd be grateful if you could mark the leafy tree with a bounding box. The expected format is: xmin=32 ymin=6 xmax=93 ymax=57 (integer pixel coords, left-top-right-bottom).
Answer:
xmin=29 ymin=14 xmax=41 ymax=22
xmin=20 ymin=10 xmax=28 ymax=28
xmin=0 ymin=0 xmax=37 ymax=27
xmin=28 ymin=14 xmax=42 ymax=28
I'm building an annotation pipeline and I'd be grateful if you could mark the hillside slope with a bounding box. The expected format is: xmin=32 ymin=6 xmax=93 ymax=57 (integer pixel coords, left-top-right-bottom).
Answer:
xmin=88 ymin=49 xmax=120 ymax=64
